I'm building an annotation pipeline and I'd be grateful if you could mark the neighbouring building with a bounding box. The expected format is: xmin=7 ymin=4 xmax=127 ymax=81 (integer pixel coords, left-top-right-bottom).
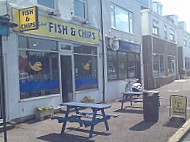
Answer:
xmin=177 ymin=21 xmax=190 ymax=77
xmin=141 ymin=1 xmax=178 ymax=89
xmin=101 ymin=0 xmax=150 ymax=101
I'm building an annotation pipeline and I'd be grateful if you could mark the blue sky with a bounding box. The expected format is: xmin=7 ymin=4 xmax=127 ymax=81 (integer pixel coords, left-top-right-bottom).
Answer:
xmin=154 ymin=0 xmax=190 ymax=32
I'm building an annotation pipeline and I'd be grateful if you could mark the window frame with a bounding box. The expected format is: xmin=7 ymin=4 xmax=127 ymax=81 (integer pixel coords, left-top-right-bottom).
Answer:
xmin=164 ymin=25 xmax=167 ymax=39
xmin=107 ymin=49 xmax=140 ymax=81
xmin=18 ymin=36 xmax=60 ymax=100
xmin=73 ymin=0 xmax=88 ymax=20
xmin=153 ymin=53 xmax=165 ymax=77
xmin=37 ymin=0 xmax=59 ymax=13
xmin=168 ymin=55 xmax=176 ymax=76
xmin=170 ymin=28 xmax=175 ymax=42
xmin=152 ymin=20 xmax=159 ymax=36
xmin=110 ymin=3 xmax=134 ymax=34
xmin=74 ymin=45 xmax=98 ymax=91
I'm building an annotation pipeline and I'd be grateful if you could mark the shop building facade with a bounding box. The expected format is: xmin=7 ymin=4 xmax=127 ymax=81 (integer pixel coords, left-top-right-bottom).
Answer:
xmin=101 ymin=0 xmax=148 ymax=101
xmin=1 ymin=0 xmax=103 ymax=121
xmin=141 ymin=2 xmax=178 ymax=89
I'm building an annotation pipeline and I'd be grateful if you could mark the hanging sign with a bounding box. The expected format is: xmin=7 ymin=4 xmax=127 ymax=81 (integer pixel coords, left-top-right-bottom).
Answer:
xmin=19 ymin=6 xmax=39 ymax=31
xmin=170 ymin=95 xmax=187 ymax=119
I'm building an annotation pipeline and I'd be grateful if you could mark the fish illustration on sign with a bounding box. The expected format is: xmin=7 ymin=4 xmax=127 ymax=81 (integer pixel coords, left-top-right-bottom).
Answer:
xmin=29 ymin=62 xmax=42 ymax=71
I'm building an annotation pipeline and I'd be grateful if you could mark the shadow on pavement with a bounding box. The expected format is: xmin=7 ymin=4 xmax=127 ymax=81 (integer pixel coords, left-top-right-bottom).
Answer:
xmin=163 ymin=118 xmax=185 ymax=128
xmin=67 ymin=127 xmax=111 ymax=137
xmin=38 ymin=133 xmax=95 ymax=142
xmin=130 ymin=121 xmax=157 ymax=131
xmin=114 ymin=108 xmax=143 ymax=114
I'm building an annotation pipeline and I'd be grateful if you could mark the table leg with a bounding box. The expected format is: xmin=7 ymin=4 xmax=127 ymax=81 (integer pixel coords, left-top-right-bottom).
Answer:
xmin=101 ymin=109 xmax=109 ymax=131
xmin=89 ymin=108 xmax=97 ymax=138
xmin=74 ymin=107 xmax=83 ymax=127
xmin=61 ymin=106 xmax=70 ymax=133
xmin=121 ymin=94 xmax=125 ymax=109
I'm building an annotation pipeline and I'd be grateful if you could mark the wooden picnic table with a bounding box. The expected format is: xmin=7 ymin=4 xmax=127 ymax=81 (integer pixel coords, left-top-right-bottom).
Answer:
xmin=51 ymin=102 xmax=118 ymax=138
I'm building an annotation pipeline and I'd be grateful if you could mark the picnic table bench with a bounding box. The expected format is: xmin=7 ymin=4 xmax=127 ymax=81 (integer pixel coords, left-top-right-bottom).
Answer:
xmin=51 ymin=102 xmax=118 ymax=138
xmin=120 ymin=91 xmax=143 ymax=109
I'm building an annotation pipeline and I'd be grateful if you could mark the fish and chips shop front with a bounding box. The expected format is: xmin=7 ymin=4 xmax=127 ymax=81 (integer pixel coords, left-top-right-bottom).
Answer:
xmin=4 ymin=7 xmax=102 ymax=121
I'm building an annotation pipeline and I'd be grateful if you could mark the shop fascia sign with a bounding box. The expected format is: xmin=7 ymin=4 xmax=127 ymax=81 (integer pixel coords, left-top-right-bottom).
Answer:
xmin=13 ymin=8 xmax=99 ymax=45
xmin=170 ymin=95 xmax=187 ymax=120
xmin=19 ymin=6 xmax=39 ymax=31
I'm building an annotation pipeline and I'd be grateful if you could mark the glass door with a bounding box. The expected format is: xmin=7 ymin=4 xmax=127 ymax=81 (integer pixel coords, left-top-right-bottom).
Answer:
xmin=61 ymin=55 xmax=73 ymax=102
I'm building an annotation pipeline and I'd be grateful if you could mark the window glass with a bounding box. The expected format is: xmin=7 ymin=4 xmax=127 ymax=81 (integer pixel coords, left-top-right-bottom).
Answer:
xmin=74 ymin=0 xmax=85 ymax=19
xmin=164 ymin=25 xmax=167 ymax=39
xmin=184 ymin=36 xmax=187 ymax=46
xmin=37 ymin=0 xmax=54 ymax=9
xmin=111 ymin=4 xmax=133 ymax=33
xmin=153 ymin=20 xmax=159 ymax=35
xmin=18 ymin=36 xmax=27 ymax=49
xmin=107 ymin=49 xmax=118 ymax=80
xmin=29 ymin=38 xmax=57 ymax=51
xmin=128 ymin=53 xmax=136 ymax=78
xmin=118 ymin=51 xmax=127 ymax=79
xmin=159 ymin=55 xmax=165 ymax=76
xmin=168 ymin=56 xmax=175 ymax=75
xmin=19 ymin=51 xmax=59 ymax=99
xmin=153 ymin=54 xmax=159 ymax=77
xmin=74 ymin=45 xmax=97 ymax=55
xmin=170 ymin=28 xmax=175 ymax=41
xmin=74 ymin=46 xmax=98 ymax=91
xmin=153 ymin=54 xmax=165 ymax=77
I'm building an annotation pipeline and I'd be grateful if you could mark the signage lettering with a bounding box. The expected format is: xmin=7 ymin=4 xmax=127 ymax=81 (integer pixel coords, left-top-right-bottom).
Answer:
xmin=19 ymin=7 xmax=38 ymax=31
xmin=13 ymin=8 xmax=99 ymax=44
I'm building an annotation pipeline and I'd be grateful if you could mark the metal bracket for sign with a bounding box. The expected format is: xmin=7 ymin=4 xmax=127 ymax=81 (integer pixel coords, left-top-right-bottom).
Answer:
xmin=169 ymin=95 xmax=187 ymax=121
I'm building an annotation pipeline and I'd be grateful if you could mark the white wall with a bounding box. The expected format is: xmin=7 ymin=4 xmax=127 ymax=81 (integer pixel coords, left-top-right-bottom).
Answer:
xmin=141 ymin=10 xmax=177 ymax=43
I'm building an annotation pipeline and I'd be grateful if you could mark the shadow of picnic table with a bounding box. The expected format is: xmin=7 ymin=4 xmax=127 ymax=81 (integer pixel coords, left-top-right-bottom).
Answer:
xmin=37 ymin=133 xmax=95 ymax=142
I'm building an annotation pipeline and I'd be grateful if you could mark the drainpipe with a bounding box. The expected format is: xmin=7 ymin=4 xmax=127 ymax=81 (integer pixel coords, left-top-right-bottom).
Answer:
xmin=100 ymin=0 xmax=105 ymax=102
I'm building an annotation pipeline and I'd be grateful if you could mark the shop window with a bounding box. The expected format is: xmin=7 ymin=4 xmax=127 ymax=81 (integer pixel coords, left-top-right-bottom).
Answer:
xmin=37 ymin=0 xmax=55 ymax=9
xmin=110 ymin=3 xmax=133 ymax=33
xmin=127 ymin=53 xmax=136 ymax=78
xmin=29 ymin=38 xmax=57 ymax=51
xmin=19 ymin=51 xmax=59 ymax=99
xmin=168 ymin=56 xmax=176 ymax=75
xmin=107 ymin=49 xmax=140 ymax=80
xmin=74 ymin=45 xmax=98 ymax=91
xmin=74 ymin=0 xmax=86 ymax=19
xmin=118 ymin=51 xmax=127 ymax=79
xmin=18 ymin=37 xmax=59 ymax=99
xmin=107 ymin=49 xmax=118 ymax=80
xmin=152 ymin=20 xmax=159 ymax=35
xmin=153 ymin=54 xmax=165 ymax=77
xmin=185 ymin=57 xmax=190 ymax=69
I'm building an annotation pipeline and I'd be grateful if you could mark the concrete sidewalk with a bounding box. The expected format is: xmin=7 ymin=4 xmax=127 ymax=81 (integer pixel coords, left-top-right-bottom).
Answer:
xmin=1 ymin=79 xmax=190 ymax=142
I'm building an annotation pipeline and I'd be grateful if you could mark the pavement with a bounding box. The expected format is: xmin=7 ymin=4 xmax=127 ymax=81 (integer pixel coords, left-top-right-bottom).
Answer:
xmin=1 ymin=79 xmax=190 ymax=142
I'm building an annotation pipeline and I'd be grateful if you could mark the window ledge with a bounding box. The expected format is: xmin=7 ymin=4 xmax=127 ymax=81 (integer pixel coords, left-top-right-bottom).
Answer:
xmin=71 ymin=16 xmax=90 ymax=24
xmin=19 ymin=94 xmax=60 ymax=103
xmin=76 ymin=88 xmax=98 ymax=94
xmin=37 ymin=5 xmax=61 ymax=16
xmin=111 ymin=27 xmax=134 ymax=35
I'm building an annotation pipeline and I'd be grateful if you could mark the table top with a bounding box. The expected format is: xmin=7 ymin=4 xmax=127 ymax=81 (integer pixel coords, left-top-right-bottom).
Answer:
xmin=121 ymin=92 xmax=143 ymax=95
xmin=60 ymin=102 xmax=111 ymax=109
